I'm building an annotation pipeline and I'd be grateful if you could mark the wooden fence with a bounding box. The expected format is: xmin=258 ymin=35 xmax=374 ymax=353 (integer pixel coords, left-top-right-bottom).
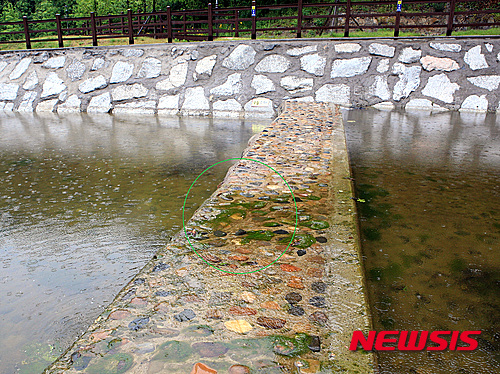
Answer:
xmin=0 ymin=0 xmax=499 ymax=49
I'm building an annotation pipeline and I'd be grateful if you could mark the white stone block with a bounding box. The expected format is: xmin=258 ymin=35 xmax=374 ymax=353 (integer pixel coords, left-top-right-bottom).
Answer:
xmin=36 ymin=99 xmax=58 ymax=112
xmin=334 ymin=43 xmax=361 ymax=53
xmin=405 ymin=98 xmax=448 ymax=111
xmin=213 ymin=99 xmax=243 ymax=118
xmin=422 ymin=73 xmax=460 ymax=103
xmin=87 ymin=92 xmax=112 ymax=113
xmin=23 ymin=71 xmax=38 ymax=90
xmin=181 ymin=86 xmax=210 ymax=115
xmin=113 ymin=101 xmax=156 ymax=115
xmin=41 ymin=72 xmax=66 ymax=98
xmin=459 ymin=95 xmax=488 ymax=112
xmin=286 ymin=45 xmax=318 ymax=56
xmin=9 ymin=57 xmax=31 ymax=80
xmin=280 ymin=76 xmax=313 ymax=93
xmin=251 ymin=75 xmax=275 ymax=94
xmin=0 ymin=83 xmax=19 ymax=100
xmin=392 ymin=63 xmax=421 ymax=101
xmin=137 ymin=58 xmax=162 ymax=79
xmin=429 ymin=42 xmax=461 ymax=53
xmin=398 ymin=47 xmax=422 ymax=64
xmin=17 ymin=91 xmax=37 ymax=112
xmin=110 ymin=61 xmax=134 ymax=83
xmin=42 ymin=56 xmax=66 ymax=69
xmin=376 ymin=59 xmax=390 ymax=73
xmin=300 ymin=54 xmax=326 ymax=76
xmin=255 ymin=55 xmax=291 ymax=73
xmin=464 ymin=46 xmax=488 ymax=70
xmin=66 ymin=59 xmax=86 ymax=81
xmin=467 ymin=76 xmax=500 ymax=91
xmin=315 ymin=84 xmax=350 ymax=106
xmin=370 ymin=76 xmax=390 ymax=100
xmin=195 ymin=55 xmax=217 ymax=77
xmin=57 ymin=95 xmax=81 ymax=113
xmin=244 ymin=98 xmax=274 ymax=118
xmin=210 ymin=73 xmax=242 ymax=96
xmin=79 ymin=75 xmax=107 ymax=93
xmin=222 ymin=45 xmax=256 ymax=70
xmin=111 ymin=83 xmax=148 ymax=101
xmin=331 ymin=57 xmax=371 ymax=78
xmin=369 ymin=43 xmax=395 ymax=57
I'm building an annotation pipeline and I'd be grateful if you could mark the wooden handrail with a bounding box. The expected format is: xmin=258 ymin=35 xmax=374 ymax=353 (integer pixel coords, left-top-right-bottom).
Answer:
xmin=0 ymin=0 xmax=498 ymax=47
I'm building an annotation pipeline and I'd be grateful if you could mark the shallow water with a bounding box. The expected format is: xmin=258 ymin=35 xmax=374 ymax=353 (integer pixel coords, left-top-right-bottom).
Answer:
xmin=0 ymin=113 xmax=266 ymax=373
xmin=344 ymin=109 xmax=500 ymax=373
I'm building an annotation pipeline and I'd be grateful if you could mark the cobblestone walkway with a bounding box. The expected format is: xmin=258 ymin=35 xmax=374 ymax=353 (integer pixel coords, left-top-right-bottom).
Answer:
xmin=46 ymin=101 xmax=374 ymax=374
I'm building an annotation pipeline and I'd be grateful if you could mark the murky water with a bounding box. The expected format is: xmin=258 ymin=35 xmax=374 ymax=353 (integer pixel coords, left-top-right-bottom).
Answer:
xmin=0 ymin=112 xmax=267 ymax=374
xmin=344 ymin=109 xmax=500 ymax=373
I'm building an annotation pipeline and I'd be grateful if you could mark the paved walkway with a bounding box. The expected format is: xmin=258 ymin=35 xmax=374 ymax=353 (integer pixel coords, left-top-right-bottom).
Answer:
xmin=45 ymin=101 xmax=374 ymax=374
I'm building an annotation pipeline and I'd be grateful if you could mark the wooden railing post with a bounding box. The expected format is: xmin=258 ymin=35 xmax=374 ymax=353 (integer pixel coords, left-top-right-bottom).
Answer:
xmin=127 ymin=9 xmax=134 ymax=44
xmin=297 ymin=0 xmax=303 ymax=38
xmin=251 ymin=0 xmax=257 ymax=39
xmin=22 ymin=16 xmax=31 ymax=49
xmin=90 ymin=12 xmax=98 ymax=46
xmin=344 ymin=0 xmax=351 ymax=37
xmin=234 ymin=10 xmax=239 ymax=37
xmin=394 ymin=0 xmax=402 ymax=37
xmin=55 ymin=14 xmax=64 ymax=47
xmin=183 ymin=12 xmax=187 ymax=34
xmin=166 ymin=6 xmax=173 ymax=43
xmin=447 ymin=0 xmax=456 ymax=36
xmin=208 ymin=3 xmax=213 ymax=41
xmin=121 ymin=12 xmax=125 ymax=34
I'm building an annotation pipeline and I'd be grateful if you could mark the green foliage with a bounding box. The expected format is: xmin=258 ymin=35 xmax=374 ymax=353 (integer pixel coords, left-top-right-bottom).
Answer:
xmin=0 ymin=2 xmax=22 ymax=40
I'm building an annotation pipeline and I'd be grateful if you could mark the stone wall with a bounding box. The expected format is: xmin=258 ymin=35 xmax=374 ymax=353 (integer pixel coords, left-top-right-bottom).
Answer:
xmin=0 ymin=37 xmax=499 ymax=117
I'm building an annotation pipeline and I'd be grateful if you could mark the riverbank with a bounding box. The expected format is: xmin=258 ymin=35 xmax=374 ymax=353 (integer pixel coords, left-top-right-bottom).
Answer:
xmin=45 ymin=101 xmax=374 ymax=373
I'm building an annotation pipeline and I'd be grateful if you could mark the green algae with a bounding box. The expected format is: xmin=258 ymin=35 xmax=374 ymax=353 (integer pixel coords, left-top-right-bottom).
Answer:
xmin=307 ymin=195 xmax=322 ymax=200
xmin=300 ymin=220 xmax=330 ymax=230
xmin=214 ymin=208 xmax=247 ymax=225
xmin=269 ymin=334 xmax=311 ymax=357
xmin=86 ymin=353 xmax=133 ymax=374
xmin=153 ymin=341 xmax=192 ymax=362
xmin=241 ymin=230 xmax=275 ymax=243
xmin=263 ymin=222 xmax=281 ymax=227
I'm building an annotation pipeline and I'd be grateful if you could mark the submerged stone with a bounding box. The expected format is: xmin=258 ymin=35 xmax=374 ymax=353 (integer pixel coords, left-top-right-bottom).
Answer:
xmin=285 ymin=292 xmax=302 ymax=304
xmin=128 ymin=317 xmax=149 ymax=331
xmin=85 ymin=353 xmax=133 ymax=374
xmin=174 ymin=309 xmax=196 ymax=322
xmin=309 ymin=296 xmax=327 ymax=308
xmin=256 ymin=316 xmax=286 ymax=329
xmin=154 ymin=341 xmax=192 ymax=362
xmin=192 ymin=342 xmax=229 ymax=357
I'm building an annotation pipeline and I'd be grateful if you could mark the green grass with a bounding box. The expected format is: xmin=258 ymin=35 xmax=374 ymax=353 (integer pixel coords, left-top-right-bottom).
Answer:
xmin=1 ymin=26 xmax=498 ymax=51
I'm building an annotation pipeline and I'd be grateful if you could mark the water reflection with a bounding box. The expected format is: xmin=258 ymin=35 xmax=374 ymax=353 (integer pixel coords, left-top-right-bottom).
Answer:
xmin=344 ymin=109 xmax=500 ymax=374
xmin=0 ymin=113 xmax=266 ymax=373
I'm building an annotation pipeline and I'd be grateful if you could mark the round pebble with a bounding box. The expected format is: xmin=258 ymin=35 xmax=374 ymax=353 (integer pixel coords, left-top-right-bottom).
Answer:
xmin=273 ymin=229 xmax=289 ymax=235
xmin=235 ymin=229 xmax=247 ymax=236
xmin=288 ymin=306 xmax=305 ymax=316
xmin=229 ymin=365 xmax=251 ymax=374
xmin=285 ymin=292 xmax=302 ymax=304
xmin=311 ymin=281 xmax=327 ymax=293
xmin=174 ymin=309 xmax=196 ymax=322
xmin=308 ymin=335 xmax=321 ymax=352
xmin=296 ymin=249 xmax=307 ymax=256
xmin=213 ymin=230 xmax=227 ymax=237
xmin=309 ymin=296 xmax=327 ymax=308
xmin=309 ymin=311 xmax=328 ymax=324
xmin=315 ymin=236 xmax=327 ymax=243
